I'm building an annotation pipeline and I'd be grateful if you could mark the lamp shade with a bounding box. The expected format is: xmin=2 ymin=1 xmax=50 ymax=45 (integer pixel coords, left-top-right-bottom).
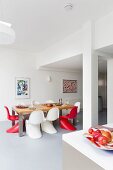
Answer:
xmin=0 ymin=21 xmax=15 ymax=44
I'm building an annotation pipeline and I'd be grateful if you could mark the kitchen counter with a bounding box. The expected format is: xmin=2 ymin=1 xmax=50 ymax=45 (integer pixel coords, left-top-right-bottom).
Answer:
xmin=62 ymin=123 xmax=113 ymax=170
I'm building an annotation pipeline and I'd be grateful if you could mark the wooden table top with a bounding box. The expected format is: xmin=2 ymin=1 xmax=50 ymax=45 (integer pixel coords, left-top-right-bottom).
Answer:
xmin=13 ymin=104 xmax=74 ymax=115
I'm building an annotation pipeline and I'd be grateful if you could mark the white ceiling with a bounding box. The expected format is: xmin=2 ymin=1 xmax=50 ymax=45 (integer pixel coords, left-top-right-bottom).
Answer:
xmin=42 ymin=54 xmax=83 ymax=72
xmin=99 ymin=45 xmax=113 ymax=55
xmin=1 ymin=0 xmax=113 ymax=53
xmin=42 ymin=54 xmax=107 ymax=73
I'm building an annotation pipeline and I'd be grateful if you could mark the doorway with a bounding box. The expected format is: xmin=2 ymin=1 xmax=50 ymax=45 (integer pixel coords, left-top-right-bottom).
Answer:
xmin=98 ymin=56 xmax=107 ymax=125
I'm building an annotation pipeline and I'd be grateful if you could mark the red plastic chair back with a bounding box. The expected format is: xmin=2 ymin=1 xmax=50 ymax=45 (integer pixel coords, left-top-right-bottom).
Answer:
xmin=68 ymin=106 xmax=78 ymax=119
xmin=4 ymin=106 xmax=10 ymax=120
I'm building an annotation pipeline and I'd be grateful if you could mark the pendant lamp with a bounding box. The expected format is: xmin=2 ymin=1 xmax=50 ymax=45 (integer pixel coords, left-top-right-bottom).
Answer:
xmin=0 ymin=20 xmax=15 ymax=44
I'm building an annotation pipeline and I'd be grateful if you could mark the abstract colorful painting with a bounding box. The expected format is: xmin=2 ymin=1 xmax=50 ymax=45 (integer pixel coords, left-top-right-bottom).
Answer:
xmin=15 ymin=78 xmax=30 ymax=98
xmin=63 ymin=80 xmax=77 ymax=93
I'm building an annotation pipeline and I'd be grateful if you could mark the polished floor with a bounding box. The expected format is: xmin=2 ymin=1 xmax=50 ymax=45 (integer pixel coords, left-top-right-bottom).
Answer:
xmin=0 ymin=120 xmax=82 ymax=170
xmin=0 ymin=110 xmax=106 ymax=170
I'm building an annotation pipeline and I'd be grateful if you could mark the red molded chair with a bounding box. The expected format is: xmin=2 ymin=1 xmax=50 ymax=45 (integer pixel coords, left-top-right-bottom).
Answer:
xmin=6 ymin=122 xmax=19 ymax=133
xmin=59 ymin=106 xmax=77 ymax=131
xmin=4 ymin=106 xmax=19 ymax=121
xmin=4 ymin=106 xmax=19 ymax=133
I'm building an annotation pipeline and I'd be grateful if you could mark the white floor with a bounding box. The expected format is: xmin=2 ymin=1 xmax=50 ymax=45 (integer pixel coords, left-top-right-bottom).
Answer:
xmin=0 ymin=109 xmax=107 ymax=170
xmin=0 ymin=119 xmax=82 ymax=170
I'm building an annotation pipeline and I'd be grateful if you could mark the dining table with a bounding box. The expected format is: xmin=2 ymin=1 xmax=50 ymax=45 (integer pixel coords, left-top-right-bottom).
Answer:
xmin=12 ymin=104 xmax=74 ymax=137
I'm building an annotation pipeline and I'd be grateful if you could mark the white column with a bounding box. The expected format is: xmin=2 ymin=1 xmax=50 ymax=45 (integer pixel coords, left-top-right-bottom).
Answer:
xmin=83 ymin=22 xmax=98 ymax=129
xmin=107 ymin=59 xmax=113 ymax=123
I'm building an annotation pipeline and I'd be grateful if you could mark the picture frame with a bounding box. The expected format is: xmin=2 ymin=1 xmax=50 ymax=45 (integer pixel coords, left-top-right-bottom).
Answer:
xmin=63 ymin=79 xmax=77 ymax=93
xmin=15 ymin=77 xmax=30 ymax=99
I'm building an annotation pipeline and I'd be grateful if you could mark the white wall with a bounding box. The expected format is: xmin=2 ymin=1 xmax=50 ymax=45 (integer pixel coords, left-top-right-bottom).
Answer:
xmin=34 ymin=11 xmax=113 ymax=128
xmin=37 ymin=21 xmax=98 ymax=129
xmin=0 ymin=48 xmax=82 ymax=120
xmin=107 ymin=59 xmax=113 ymax=123
xmin=37 ymin=29 xmax=83 ymax=68
xmin=82 ymin=22 xmax=98 ymax=129
xmin=95 ymin=12 xmax=113 ymax=49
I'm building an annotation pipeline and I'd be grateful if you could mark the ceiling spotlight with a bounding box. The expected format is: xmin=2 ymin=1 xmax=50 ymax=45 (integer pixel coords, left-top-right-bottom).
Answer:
xmin=64 ymin=3 xmax=73 ymax=11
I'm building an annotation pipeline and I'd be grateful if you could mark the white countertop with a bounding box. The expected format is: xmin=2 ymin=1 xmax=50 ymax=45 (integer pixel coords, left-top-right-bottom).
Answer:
xmin=62 ymin=123 xmax=113 ymax=170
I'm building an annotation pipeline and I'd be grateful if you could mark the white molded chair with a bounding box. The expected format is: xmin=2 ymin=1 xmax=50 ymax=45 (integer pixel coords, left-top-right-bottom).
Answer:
xmin=74 ymin=102 xmax=81 ymax=113
xmin=26 ymin=110 xmax=44 ymax=139
xmin=41 ymin=108 xmax=59 ymax=134
xmin=74 ymin=102 xmax=80 ymax=123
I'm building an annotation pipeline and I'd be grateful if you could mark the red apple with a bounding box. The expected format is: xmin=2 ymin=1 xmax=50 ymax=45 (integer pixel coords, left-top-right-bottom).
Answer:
xmin=93 ymin=132 xmax=102 ymax=141
xmin=88 ymin=128 xmax=94 ymax=134
xmin=95 ymin=129 xmax=101 ymax=134
xmin=98 ymin=136 xmax=108 ymax=145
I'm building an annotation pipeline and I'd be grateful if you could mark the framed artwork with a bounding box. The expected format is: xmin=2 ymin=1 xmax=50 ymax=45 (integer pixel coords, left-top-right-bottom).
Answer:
xmin=63 ymin=79 xmax=77 ymax=93
xmin=15 ymin=77 xmax=30 ymax=99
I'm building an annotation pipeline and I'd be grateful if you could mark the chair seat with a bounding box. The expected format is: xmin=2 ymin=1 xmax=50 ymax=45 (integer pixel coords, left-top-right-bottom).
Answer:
xmin=41 ymin=121 xmax=57 ymax=134
xmin=60 ymin=118 xmax=77 ymax=131
xmin=25 ymin=111 xmax=45 ymax=139
xmin=6 ymin=122 xmax=19 ymax=133
xmin=8 ymin=115 xmax=19 ymax=121
xmin=60 ymin=106 xmax=77 ymax=120
xmin=59 ymin=106 xmax=78 ymax=131
xmin=26 ymin=120 xmax=42 ymax=139
xmin=60 ymin=114 xmax=70 ymax=119
xmin=41 ymin=107 xmax=59 ymax=134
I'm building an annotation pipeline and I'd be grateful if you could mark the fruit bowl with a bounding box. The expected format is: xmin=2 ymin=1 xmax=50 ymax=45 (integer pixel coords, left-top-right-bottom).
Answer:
xmin=42 ymin=103 xmax=53 ymax=107
xmin=84 ymin=127 xmax=113 ymax=150
xmin=16 ymin=105 xmax=29 ymax=109
xmin=46 ymin=103 xmax=53 ymax=107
